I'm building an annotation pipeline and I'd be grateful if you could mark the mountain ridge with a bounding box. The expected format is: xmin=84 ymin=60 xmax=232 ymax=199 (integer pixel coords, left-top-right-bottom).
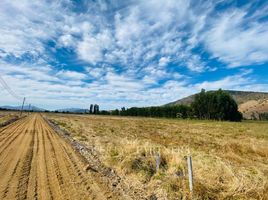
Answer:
xmin=0 ymin=105 xmax=45 ymax=111
xmin=166 ymin=90 xmax=268 ymax=106
xmin=56 ymin=108 xmax=89 ymax=113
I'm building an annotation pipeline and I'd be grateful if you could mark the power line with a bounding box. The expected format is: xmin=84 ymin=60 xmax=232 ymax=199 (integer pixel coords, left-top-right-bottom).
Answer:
xmin=0 ymin=75 xmax=21 ymax=100
xmin=0 ymin=75 xmax=35 ymax=116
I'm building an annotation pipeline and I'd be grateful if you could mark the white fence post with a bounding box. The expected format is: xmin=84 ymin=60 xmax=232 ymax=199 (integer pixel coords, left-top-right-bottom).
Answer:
xmin=187 ymin=155 xmax=193 ymax=193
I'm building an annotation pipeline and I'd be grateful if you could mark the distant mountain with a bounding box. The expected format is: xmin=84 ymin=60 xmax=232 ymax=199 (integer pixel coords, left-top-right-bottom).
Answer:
xmin=0 ymin=105 xmax=19 ymax=110
xmin=0 ymin=105 xmax=89 ymax=113
xmin=0 ymin=105 xmax=45 ymax=111
xmin=166 ymin=90 xmax=268 ymax=119
xmin=56 ymin=108 xmax=89 ymax=113
xmin=224 ymin=90 xmax=268 ymax=105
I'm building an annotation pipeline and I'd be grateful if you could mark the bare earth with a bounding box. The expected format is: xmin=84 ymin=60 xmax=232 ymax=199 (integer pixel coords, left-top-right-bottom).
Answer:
xmin=0 ymin=114 xmax=117 ymax=200
xmin=239 ymin=99 xmax=268 ymax=119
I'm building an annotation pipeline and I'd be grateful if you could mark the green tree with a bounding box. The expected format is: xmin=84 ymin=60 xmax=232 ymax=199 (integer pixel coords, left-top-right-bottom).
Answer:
xmin=93 ymin=104 xmax=99 ymax=114
xmin=192 ymin=89 xmax=242 ymax=121
xmin=89 ymin=104 xmax=93 ymax=114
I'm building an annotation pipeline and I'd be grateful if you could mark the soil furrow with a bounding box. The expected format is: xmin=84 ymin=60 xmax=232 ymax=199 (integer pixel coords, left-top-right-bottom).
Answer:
xmin=0 ymin=114 xmax=123 ymax=200
xmin=16 ymin=118 xmax=35 ymax=200
xmin=38 ymin=119 xmax=53 ymax=200
xmin=0 ymin=159 xmax=21 ymax=199
xmin=0 ymin=117 xmax=30 ymax=151
xmin=0 ymin=117 xmax=35 ymax=194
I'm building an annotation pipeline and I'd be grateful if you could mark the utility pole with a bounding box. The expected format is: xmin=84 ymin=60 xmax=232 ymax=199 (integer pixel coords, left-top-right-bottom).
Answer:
xmin=20 ymin=97 xmax=25 ymax=117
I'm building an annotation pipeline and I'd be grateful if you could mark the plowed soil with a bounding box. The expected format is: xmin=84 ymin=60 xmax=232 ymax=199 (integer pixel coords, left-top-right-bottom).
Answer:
xmin=0 ymin=114 xmax=119 ymax=200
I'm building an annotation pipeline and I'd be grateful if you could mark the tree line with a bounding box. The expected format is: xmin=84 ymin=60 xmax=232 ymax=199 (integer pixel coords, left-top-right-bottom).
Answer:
xmin=110 ymin=105 xmax=191 ymax=118
xmin=49 ymin=89 xmax=242 ymax=121
xmin=98 ymin=89 xmax=243 ymax=122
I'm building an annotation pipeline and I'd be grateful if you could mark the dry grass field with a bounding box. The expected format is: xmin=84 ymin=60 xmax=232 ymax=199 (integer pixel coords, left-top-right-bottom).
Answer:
xmin=0 ymin=111 xmax=20 ymax=125
xmin=46 ymin=113 xmax=268 ymax=200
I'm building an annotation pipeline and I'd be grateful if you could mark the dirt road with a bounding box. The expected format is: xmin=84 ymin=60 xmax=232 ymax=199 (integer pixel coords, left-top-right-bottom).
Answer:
xmin=0 ymin=114 xmax=118 ymax=200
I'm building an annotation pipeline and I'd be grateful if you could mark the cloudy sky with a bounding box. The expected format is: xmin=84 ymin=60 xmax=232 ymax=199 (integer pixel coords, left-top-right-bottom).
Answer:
xmin=0 ymin=0 xmax=268 ymax=110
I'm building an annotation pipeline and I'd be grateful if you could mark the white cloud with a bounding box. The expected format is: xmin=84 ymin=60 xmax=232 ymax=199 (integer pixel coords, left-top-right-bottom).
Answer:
xmin=204 ymin=9 xmax=268 ymax=67
xmin=185 ymin=54 xmax=205 ymax=72
xmin=0 ymin=0 xmax=268 ymax=109
xmin=77 ymin=37 xmax=103 ymax=65
xmin=56 ymin=70 xmax=87 ymax=80
xmin=77 ymin=30 xmax=113 ymax=64
xmin=58 ymin=34 xmax=76 ymax=48
xmin=0 ymin=1 xmax=65 ymax=57
xmin=1 ymin=0 xmax=267 ymax=70
xmin=195 ymin=75 xmax=249 ymax=91
xmin=0 ymin=62 xmax=58 ymax=82
xmin=0 ymin=0 xmax=212 ymax=72
xmin=86 ymin=67 xmax=104 ymax=78
xmin=158 ymin=57 xmax=170 ymax=67
xmin=0 ymin=59 xmax=267 ymax=110
xmin=105 ymin=72 xmax=144 ymax=91
xmin=114 ymin=10 xmax=145 ymax=46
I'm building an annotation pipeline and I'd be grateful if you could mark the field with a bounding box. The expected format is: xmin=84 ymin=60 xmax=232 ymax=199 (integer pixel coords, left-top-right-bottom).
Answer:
xmin=46 ymin=113 xmax=268 ymax=199
xmin=0 ymin=112 xmax=267 ymax=199
xmin=0 ymin=111 xmax=21 ymax=125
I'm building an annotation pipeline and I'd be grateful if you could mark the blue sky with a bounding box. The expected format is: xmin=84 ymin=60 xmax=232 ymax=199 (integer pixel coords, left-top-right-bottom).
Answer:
xmin=0 ymin=0 xmax=268 ymax=110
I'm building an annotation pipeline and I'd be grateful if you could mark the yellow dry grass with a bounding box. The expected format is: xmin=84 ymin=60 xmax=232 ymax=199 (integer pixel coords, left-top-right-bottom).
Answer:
xmin=0 ymin=110 xmax=20 ymax=124
xmin=46 ymin=113 xmax=268 ymax=199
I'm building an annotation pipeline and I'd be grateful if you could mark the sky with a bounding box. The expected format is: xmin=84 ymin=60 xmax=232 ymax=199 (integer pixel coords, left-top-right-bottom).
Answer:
xmin=0 ymin=0 xmax=268 ymax=110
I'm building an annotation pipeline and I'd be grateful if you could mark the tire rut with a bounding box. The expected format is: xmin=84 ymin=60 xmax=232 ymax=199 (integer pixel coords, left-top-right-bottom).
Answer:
xmin=15 ymin=118 xmax=35 ymax=200
xmin=0 ymin=114 xmax=126 ymax=200
xmin=0 ymin=159 xmax=21 ymax=199
xmin=0 ymin=117 xmax=31 ymax=154
xmin=0 ymin=118 xmax=35 ymax=196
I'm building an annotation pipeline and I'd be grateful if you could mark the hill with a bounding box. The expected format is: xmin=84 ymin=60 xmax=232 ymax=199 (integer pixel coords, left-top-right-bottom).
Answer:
xmin=55 ymin=108 xmax=89 ymax=113
xmin=166 ymin=90 xmax=268 ymax=119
